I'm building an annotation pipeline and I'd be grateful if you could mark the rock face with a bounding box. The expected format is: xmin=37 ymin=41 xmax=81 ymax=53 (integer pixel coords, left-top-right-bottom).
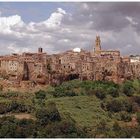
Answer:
xmin=0 ymin=36 xmax=140 ymax=89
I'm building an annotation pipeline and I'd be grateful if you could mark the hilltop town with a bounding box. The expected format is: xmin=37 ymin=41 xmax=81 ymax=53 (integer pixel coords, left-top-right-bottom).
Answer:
xmin=0 ymin=36 xmax=140 ymax=90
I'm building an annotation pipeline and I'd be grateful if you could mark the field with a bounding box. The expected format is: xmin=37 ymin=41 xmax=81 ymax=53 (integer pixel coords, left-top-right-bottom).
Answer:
xmin=48 ymin=96 xmax=111 ymax=127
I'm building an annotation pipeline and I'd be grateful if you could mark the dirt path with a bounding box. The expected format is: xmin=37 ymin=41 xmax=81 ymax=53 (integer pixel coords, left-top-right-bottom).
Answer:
xmin=0 ymin=113 xmax=36 ymax=120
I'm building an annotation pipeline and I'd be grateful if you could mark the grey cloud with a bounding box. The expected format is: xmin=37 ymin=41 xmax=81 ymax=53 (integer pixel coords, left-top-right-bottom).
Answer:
xmin=0 ymin=2 xmax=140 ymax=56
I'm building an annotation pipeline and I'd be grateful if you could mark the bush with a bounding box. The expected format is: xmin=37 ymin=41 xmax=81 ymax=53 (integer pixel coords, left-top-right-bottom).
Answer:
xmin=132 ymin=79 xmax=140 ymax=94
xmin=66 ymin=91 xmax=77 ymax=97
xmin=53 ymin=87 xmax=77 ymax=98
xmin=119 ymin=111 xmax=131 ymax=122
xmin=0 ymin=116 xmax=36 ymax=138
xmin=46 ymin=101 xmax=61 ymax=122
xmin=106 ymin=99 xmax=123 ymax=112
xmin=0 ymin=101 xmax=33 ymax=114
xmin=36 ymin=102 xmax=61 ymax=125
xmin=95 ymin=88 xmax=106 ymax=100
xmin=133 ymin=96 xmax=140 ymax=105
xmin=104 ymin=98 xmax=132 ymax=113
xmin=136 ymin=112 xmax=140 ymax=124
xmin=0 ymin=117 xmax=17 ymax=138
xmin=36 ymin=108 xmax=49 ymax=125
xmin=0 ymin=102 xmax=11 ymax=114
xmin=35 ymin=90 xmax=46 ymax=100
xmin=113 ymin=121 xmax=121 ymax=132
xmin=122 ymin=81 xmax=135 ymax=96
xmin=107 ymin=87 xmax=119 ymax=97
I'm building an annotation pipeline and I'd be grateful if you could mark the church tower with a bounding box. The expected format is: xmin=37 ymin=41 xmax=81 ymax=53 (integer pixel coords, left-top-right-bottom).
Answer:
xmin=94 ymin=36 xmax=101 ymax=54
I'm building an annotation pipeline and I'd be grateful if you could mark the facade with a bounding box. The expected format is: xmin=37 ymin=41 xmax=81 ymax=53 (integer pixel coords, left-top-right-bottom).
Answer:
xmin=0 ymin=36 xmax=140 ymax=89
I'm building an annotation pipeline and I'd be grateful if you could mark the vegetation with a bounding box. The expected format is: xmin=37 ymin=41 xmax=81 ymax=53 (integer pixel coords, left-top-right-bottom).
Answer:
xmin=0 ymin=79 xmax=140 ymax=137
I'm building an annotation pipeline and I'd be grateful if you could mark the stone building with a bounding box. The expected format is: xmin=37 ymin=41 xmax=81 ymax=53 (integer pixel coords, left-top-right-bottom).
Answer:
xmin=0 ymin=36 xmax=140 ymax=88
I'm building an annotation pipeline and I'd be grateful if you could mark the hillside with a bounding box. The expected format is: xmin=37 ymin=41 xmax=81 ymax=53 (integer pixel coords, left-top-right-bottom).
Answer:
xmin=0 ymin=80 xmax=140 ymax=137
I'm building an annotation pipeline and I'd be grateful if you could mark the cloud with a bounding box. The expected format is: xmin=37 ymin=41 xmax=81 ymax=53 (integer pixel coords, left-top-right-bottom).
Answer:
xmin=0 ymin=15 xmax=24 ymax=34
xmin=0 ymin=8 xmax=68 ymax=55
xmin=0 ymin=3 xmax=140 ymax=56
xmin=125 ymin=16 xmax=138 ymax=25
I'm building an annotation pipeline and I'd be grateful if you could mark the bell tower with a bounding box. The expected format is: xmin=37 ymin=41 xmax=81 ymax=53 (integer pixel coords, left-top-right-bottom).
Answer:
xmin=94 ymin=36 xmax=101 ymax=54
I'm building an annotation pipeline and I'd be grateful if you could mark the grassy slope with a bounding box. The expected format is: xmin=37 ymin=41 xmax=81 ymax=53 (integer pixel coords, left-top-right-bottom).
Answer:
xmin=47 ymin=95 xmax=112 ymax=127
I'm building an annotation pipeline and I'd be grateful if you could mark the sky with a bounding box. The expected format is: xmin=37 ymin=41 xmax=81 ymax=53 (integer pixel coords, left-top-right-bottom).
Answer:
xmin=0 ymin=2 xmax=140 ymax=56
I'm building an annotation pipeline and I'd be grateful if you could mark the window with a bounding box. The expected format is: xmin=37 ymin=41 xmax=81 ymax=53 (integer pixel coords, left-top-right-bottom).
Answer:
xmin=59 ymin=59 xmax=61 ymax=64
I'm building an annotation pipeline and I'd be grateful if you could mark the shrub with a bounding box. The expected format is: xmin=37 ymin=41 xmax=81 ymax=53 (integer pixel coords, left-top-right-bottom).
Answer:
xmin=107 ymin=87 xmax=119 ymax=97
xmin=46 ymin=101 xmax=61 ymax=122
xmin=106 ymin=99 xmax=123 ymax=112
xmin=95 ymin=88 xmax=106 ymax=100
xmin=136 ymin=112 xmax=140 ymax=124
xmin=53 ymin=88 xmax=77 ymax=98
xmin=119 ymin=111 xmax=131 ymax=122
xmin=36 ymin=102 xmax=61 ymax=125
xmin=65 ymin=91 xmax=77 ymax=97
xmin=132 ymin=79 xmax=140 ymax=94
xmin=133 ymin=96 xmax=140 ymax=105
xmin=122 ymin=81 xmax=135 ymax=96
xmin=104 ymin=97 xmax=132 ymax=113
xmin=0 ymin=116 xmax=20 ymax=137
xmin=113 ymin=121 xmax=121 ymax=131
xmin=36 ymin=108 xmax=49 ymax=125
xmin=35 ymin=90 xmax=46 ymax=100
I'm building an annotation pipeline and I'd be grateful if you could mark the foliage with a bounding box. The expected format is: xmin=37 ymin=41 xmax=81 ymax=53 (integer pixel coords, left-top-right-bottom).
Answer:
xmin=119 ymin=111 xmax=131 ymax=122
xmin=122 ymin=80 xmax=135 ymax=96
xmin=35 ymin=108 xmax=49 ymax=125
xmin=0 ymin=80 xmax=140 ymax=138
xmin=0 ymin=116 xmax=35 ymax=138
xmin=46 ymin=101 xmax=61 ymax=122
xmin=103 ymin=98 xmax=132 ymax=113
xmin=132 ymin=79 xmax=140 ymax=94
xmin=35 ymin=90 xmax=46 ymax=100
xmin=36 ymin=102 xmax=61 ymax=125
xmin=136 ymin=112 xmax=140 ymax=124
xmin=113 ymin=121 xmax=121 ymax=132
xmin=0 ymin=101 xmax=33 ymax=114
xmin=94 ymin=87 xmax=106 ymax=100
xmin=107 ymin=87 xmax=119 ymax=97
